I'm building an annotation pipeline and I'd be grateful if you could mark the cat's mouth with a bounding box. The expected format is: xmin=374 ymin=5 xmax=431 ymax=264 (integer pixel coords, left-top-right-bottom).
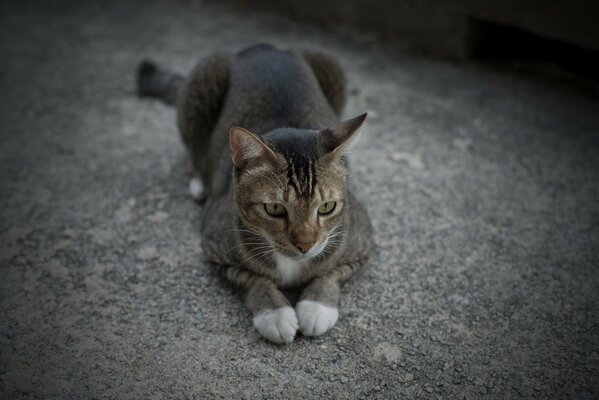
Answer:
xmin=273 ymin=238 xmax=328 ymax=260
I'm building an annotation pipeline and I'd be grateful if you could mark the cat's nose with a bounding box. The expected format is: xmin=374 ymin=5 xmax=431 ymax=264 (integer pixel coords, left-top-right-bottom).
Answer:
xmin=294 ymin=241 xmax=315 ymax=254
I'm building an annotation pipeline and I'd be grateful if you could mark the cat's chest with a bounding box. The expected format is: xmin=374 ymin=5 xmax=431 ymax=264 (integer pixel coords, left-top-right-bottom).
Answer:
xmin=274 ymin=253 xmax=310 ymax=288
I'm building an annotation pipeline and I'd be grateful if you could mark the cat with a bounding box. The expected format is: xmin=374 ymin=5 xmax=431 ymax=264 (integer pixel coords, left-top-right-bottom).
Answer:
xmin=137 ymin=44 xmax=373 ymax=343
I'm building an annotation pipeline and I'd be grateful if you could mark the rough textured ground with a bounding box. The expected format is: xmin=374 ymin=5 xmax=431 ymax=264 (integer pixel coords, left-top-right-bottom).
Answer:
xmin=1 ymin=0 xmax=598 ymax=399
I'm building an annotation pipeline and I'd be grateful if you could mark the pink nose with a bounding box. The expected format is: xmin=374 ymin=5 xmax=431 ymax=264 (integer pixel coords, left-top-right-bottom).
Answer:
xmin=294 ymin=242 xmax=314 ymax=254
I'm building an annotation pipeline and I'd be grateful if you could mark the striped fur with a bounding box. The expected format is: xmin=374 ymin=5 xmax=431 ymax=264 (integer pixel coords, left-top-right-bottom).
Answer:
xmin=137 ymin=44 xmax=373 ymax=343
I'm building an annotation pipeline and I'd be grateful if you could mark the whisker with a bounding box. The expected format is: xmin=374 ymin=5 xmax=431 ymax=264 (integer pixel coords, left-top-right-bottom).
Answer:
xmin=225 ymin=242 xmax=270 ymax=254
xmin=260 ymin=173 xmax=284 ymax=191
xmin=241 ymin=248 xmax=274 ymax=265
xmin=267 ymin=170 xmax=286 ymax=189
xmin=228 ymin=228 xmax=263 ymax=238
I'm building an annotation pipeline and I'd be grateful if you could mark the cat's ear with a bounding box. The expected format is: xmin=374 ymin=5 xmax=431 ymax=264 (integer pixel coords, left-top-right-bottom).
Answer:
xmin=318 ymin=113 xmax=367 ymax=161
xmin=229 ymin=126 xmax=276 ymax=169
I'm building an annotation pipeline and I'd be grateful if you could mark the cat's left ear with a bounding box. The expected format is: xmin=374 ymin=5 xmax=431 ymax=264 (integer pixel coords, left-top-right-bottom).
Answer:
xmin=229 ymin=126 xmax=277 ymax=169
xmin=317 ymin=113 xmax=367 ymax=161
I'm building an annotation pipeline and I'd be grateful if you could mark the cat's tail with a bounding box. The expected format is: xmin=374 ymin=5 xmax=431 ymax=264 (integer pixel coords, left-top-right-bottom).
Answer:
xmin=136 ymin=60 xmax=184 ymax=106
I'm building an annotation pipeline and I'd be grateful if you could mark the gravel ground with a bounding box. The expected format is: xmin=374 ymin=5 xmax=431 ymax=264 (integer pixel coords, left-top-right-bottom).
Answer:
xmin=1 ymin=0 xmax=598 ymax=398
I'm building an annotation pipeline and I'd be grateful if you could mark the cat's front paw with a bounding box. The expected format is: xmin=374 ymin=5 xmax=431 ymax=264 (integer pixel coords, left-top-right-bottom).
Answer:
xmin=296 ymin=300 xmax=339 ymax=337
xmin=253 ymin=306 xmax=298 ymax=344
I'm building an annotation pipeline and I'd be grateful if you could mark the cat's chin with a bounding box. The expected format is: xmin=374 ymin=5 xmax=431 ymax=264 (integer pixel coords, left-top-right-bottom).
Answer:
xmin=275 ymin=250 xmax=308 ymax=261
xmin=291 ymin=253 xmax=314 ymax=261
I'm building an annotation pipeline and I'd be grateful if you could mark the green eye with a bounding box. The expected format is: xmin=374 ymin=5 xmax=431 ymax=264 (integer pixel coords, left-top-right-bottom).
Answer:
xmin=318 ymin=201 xmax=337 ymax=215
xmin=264 ymin=202 xmax=287 ymax=217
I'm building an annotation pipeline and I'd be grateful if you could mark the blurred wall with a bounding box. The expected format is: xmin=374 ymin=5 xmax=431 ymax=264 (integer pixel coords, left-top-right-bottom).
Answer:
xmin=220 ymin=0 xmax=599 ymax=59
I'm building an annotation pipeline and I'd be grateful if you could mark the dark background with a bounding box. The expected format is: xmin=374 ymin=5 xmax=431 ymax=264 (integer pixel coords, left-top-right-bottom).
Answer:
xmin=1 ymin=0 xmax=598 ymax=398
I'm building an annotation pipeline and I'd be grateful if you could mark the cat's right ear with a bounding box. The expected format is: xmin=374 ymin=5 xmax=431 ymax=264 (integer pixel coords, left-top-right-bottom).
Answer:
xmin=318 ymin=113 xmax=367 ymax=162
xmin=229 ymin=127 xmax=276 ymax=169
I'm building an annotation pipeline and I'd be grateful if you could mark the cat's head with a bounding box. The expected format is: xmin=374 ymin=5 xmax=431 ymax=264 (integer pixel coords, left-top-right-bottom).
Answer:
xmin=229 ymin=113 xmax=366 ymax=260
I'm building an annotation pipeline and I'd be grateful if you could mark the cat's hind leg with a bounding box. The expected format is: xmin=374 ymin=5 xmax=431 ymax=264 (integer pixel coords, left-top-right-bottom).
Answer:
xmin=137 ymin=60 xmax=207 ymax=200
xmin=298 ymin=49 xmax=347 ymax=117
xmin=177 ymin=53 xmax=231 ymax=201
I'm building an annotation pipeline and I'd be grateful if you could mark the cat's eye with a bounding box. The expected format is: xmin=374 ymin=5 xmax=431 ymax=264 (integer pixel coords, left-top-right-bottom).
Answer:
xmin=264 ymin=202 xmax=287 ymax=217
xmin=318 ymin=201 xmax=337 ymax=215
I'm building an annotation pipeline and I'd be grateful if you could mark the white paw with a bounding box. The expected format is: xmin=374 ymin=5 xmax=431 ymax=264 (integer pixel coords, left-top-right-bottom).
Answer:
xmin=253 ymin=306 xmax=298 ymax=344
xmin=188 ymin=178 xmax=204 ymax=200
xmin=296 ymin=300 xmax=339 ymax=337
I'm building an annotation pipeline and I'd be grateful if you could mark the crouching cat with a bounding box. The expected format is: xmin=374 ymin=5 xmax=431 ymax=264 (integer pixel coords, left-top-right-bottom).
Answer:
xmin=137 ymin=44 xmax=373 ymax=344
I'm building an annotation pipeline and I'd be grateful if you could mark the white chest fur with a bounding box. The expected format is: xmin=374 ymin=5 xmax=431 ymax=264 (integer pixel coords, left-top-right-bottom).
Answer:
xmin=274 ymin=253 xmax=307 ymax=287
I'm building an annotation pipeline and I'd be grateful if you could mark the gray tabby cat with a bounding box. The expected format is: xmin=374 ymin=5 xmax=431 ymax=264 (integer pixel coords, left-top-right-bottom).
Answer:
xmin=137 ymin=44 xmax=373 ymax=344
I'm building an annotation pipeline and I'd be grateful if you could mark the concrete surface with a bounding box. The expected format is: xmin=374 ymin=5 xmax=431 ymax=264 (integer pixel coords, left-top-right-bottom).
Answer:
xmin=1 ymin=0 xmax=598 ymax=398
